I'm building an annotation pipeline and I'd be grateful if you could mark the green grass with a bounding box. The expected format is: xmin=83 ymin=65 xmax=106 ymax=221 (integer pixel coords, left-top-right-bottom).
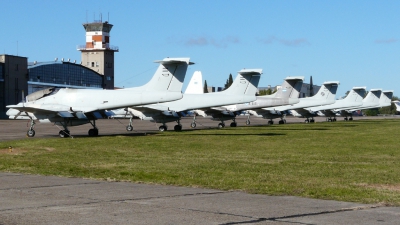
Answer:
xmin=1 ymin=119 xmax=400 ymax=205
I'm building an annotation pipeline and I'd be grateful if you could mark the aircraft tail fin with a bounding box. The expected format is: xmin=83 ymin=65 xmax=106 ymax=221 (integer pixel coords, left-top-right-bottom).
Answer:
xmin=310 ymin=81 xmax=339 ymax=100
xmin=363 ymin=89 xmax=382 ymax=103
xmin=184 ymin=71 xmax=204 ymax=94
xmin=379 ymin=90 xmax=393 ymax=107
xmin=222 ymin=69 xmax=262 ymax=95
xmin=342 ymin=87 xmax=366 ymax=103
xmin=137 ymin=57 xmax=194 ymax=92
xmin=271 ymin=76 xmax=304 ymax=99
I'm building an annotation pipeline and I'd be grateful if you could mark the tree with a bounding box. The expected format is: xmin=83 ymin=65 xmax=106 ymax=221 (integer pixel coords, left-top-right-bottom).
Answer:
xmin=203 ymin=80 xmax=209 ymax=93
xmin=224 ymin=73 xmax=234 ymax=90
xmin=258 ymin=88 xmax=273 ymax=96
xmin=378 ymin=95 xmax=399 ymax=115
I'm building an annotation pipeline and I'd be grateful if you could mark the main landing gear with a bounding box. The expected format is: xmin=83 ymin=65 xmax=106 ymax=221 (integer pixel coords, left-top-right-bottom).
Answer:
xmin=218 ymin=122 xmax=225 ymax=129
xmin=326 ymin=117 xmax=337 ymax=122
xmin=278 ymin=119 xmax=286 ymax=124
xmin=305 ymin=118 xmax=315 ymax=123
xmin=159 ymin=124 xmax=167 ymax=132
xmin=174 ymin=120 xmax=183 ymax=131
xmin=344 ymin=117 xmax=353 ymax=121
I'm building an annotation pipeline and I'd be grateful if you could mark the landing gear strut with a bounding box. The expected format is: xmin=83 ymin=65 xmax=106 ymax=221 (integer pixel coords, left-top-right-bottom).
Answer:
xmin=191 ymin=115 xmax=197 ymax=128
xmin=126 ymin=116 xmax=134 ymax=131
xmin=245 ymin=115 xmax=251 ymax=125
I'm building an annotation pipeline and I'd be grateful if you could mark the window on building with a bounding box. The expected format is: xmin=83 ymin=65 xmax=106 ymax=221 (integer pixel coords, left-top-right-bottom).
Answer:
xmin=91 ymin=62 xmax=95 ymax=67
xmin=96 ymin=62 xmax=99 ymax=67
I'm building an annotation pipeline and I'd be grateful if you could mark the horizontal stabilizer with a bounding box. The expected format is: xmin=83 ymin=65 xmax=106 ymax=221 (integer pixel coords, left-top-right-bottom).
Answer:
xmin=154 ymin=58 xmax=194 ymax=65
xmin=238 ymin=69 xmax=263 ymax=75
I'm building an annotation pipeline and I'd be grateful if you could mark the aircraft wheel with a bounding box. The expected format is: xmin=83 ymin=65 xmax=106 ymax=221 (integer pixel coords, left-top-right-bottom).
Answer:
xmin=190 ymin=122 xmax=196 ymax=128
xmin=310 ymin=119 xmax=315 ymax=123
xmin=333 ymin=118 xmax=337 ymax=122
xmin=278 ymin=120 xmax=284 ymax=124
xmin=230 ymin=122 xmax=237 ymax=127
xmin=349 ymin=118 xmax=353 ymax=121
xmin=344 ymin=118 xmax=348 ymax=121
xmin=246 ymin=120 xmax=250 ymax=125
xmin=174 ymin=125 xmax=182 ymax=131
xmin=268 ymin=121 xmax=274 ymax=125
xmin=59 ymin=130 xmax=70 ymax=138
xmin=218 ymin=123 xmax=224 ymax=129
xmin=27 ymin=130 xmax=35 ymax=137
xmin=305 ymin=119 xmax=309 ymax=123
xmin=88 ymin=129 xmax=98 ymax=136
xmin=159 ymin=125 xmax=167 ymax=132
xmin=126 ymin=125 xmax=133 ymax=131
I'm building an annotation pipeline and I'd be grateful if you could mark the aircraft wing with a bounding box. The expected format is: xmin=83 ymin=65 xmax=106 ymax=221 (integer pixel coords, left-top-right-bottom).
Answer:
xmin=7 ymin=103 xmax=113 ymax=120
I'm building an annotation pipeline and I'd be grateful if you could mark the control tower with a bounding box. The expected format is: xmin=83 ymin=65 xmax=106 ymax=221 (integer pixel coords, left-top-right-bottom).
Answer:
xmin=77 ymin=21 xmax=118 ymax=89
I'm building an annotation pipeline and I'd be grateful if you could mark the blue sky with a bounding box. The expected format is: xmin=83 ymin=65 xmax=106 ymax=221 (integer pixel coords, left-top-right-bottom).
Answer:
xmin=2 ymin=1 xmax=399 ymax=97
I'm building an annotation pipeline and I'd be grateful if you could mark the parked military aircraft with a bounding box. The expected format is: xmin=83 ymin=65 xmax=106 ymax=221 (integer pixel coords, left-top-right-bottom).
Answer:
xmin=393 ymin=100 xmax=400 ymax=113
xmin=259 ymin=81 xmax=339 ymax=124
xmin=335 ymin=90 xmax=392 ymax=119
xmin=291 ymin=87 xmax=365 ymax=123
xmin=6 ymin=57 xmax=193 ymax=137
xmin=116 ymin=69 xmax=262 ymax=131
xmin=197 ymin=76 xmax=304 ymax=128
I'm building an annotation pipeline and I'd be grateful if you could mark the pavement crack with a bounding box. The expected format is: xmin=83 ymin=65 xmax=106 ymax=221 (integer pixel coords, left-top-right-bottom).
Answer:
xmin=0 ymin=182 xmax=103 ymax=191
xmin=219 ymin=204 xmax=384 ymax=225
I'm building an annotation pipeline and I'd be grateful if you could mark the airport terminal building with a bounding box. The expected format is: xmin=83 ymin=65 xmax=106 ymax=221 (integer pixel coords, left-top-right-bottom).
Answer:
xmin=0 ymin=20 xmax=118 ymax=118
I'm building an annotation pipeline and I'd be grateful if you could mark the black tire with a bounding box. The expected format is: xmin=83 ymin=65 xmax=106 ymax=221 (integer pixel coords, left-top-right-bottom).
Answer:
xmin=246 ymin=120 xmax=250 ymax=125
xmin=190 ymin=122 xmax=196 ymax=128
xmin=218 ymin=123 xmax=224 ymax=129
xmin=126 ymin=125 xmax=133 ymax=131
xmin=174 ymin=125 xmax=182 ymax=131
xmin=59 ymin=130 xmax=69 ymax=138
xmin=27 ymin=130 xmax=35 ymax=137
xmin=159 ymin=126 xmax=166 ymax=132
xmin=230 ymin=122 xmax=237 ymax=127
xmin=88 ymin=129 xmax=98 ymax=136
